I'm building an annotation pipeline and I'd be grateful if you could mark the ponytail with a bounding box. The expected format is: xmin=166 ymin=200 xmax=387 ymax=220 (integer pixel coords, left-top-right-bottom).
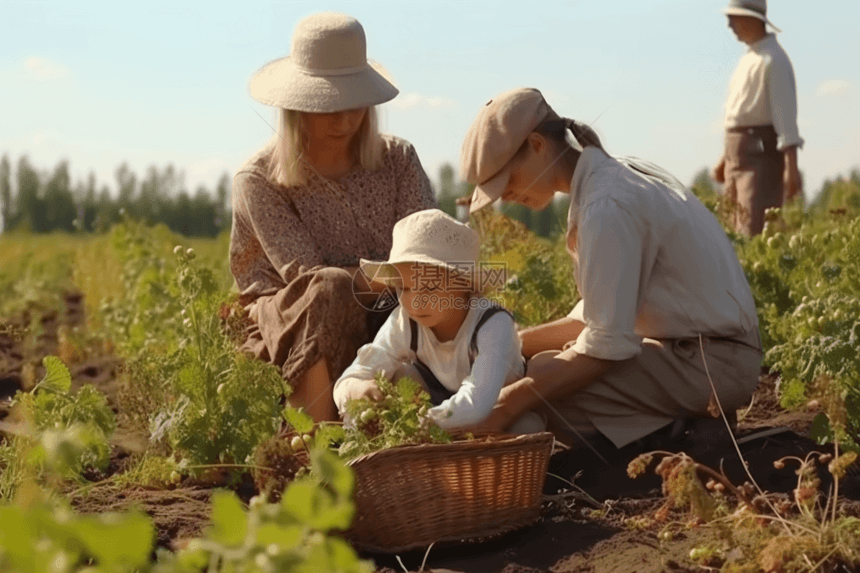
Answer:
xmin=563 ymin=118 xmax=605 ymax=151
xmin=515 ymin=112 xmax=606 ymax=161
xmin=530 ymin=115 xmax=606 ymax=156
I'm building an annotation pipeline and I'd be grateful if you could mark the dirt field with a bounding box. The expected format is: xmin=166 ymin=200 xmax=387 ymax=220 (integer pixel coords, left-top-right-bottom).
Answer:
xmin=2 ymin=292 xmax=859 ymax=573
xmin=367 ymin=376 xmax=860 ymax=573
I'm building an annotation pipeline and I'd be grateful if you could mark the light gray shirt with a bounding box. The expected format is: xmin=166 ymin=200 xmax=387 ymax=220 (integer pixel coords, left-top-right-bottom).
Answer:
xmin=723 ymin=33 xmax=803 ymax=151
xmin=566 ymin=147 xmax=759 ymax=361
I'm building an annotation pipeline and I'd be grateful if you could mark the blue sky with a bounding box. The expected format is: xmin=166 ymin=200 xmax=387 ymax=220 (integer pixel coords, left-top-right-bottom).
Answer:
xmin=1 ymin=0 xmax=858 ymax=203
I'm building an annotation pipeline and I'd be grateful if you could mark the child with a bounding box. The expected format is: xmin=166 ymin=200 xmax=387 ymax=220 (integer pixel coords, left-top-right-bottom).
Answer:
xmin=333 ymin=209 xmax=545 ymax=433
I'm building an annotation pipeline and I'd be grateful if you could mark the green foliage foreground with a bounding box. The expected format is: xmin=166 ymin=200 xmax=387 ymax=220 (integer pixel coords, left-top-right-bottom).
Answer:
xmin=0 ymin=448 xmax=372 ymax=573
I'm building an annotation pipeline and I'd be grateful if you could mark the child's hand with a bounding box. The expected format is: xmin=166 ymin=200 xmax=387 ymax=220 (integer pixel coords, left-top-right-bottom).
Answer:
xmin=341 ymin=377 xmax=384 ymax=403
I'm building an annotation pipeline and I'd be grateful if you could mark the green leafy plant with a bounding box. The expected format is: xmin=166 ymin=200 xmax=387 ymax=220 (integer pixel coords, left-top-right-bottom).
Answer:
xmin=0 ymin=235 xmax=77 ymax=327
xmin=0 ymin=356 xmax=116 ymax=498
xmin=500 ymin=245 xmax=578 ymax=327
xmin=467 ymin=209 xmax=577 ymax=328
xmin=156 ymin=447 xmax=373 ymax=573
xmin=0 ymin=409 xmax=371 ymax=573
xmin=0 ymin=481 xmax=155 ymax=573
xmin=339 ymin=373 xmax=451 ymax=461
xmin=97 ymin=221 xmax=288 ymax=470
xmin=735 ymin=204 xmax=860 ymax=449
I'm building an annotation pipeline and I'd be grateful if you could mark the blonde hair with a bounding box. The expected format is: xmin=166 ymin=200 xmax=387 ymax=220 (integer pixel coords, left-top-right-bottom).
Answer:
xmin=267 ymin=107 xmax=384 ymax=188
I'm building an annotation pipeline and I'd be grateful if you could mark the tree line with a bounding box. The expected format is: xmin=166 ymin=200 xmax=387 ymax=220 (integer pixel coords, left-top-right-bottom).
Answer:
xmin=2 ymin=153 xmax=854 ymax=238
xmin=0 ymin=155 xmax=570 ymax=239
xmin=0 ymin=154 xmax=231 ymax=237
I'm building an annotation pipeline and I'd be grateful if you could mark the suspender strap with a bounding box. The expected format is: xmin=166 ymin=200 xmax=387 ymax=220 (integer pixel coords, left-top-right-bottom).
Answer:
xmin=409 ymin=318 xmax=454 ymax=406
xmin=468 ymin=305 xmax=513 ymax=366
xmin=412 ymin=360 xmax=453 ymax=406
xmin=408 ymin=304 xmax=523 ymax=406
xmin=409 ymin=317 xmax=419 ymax=353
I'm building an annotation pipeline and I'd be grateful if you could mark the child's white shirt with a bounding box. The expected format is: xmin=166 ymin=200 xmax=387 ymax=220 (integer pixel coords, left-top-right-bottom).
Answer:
xmin=333 ymin=299 xmax=524 ymax=430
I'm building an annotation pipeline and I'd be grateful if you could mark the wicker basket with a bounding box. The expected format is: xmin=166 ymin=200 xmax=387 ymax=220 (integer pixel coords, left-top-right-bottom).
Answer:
xmin=346 ymin=431 xmax=554 ymax=553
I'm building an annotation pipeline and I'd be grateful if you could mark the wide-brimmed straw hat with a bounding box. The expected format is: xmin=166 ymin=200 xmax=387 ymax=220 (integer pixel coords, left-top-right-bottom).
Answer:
xmin=722 ymin=0 xmax=781 ymax=33
xmin=460 ymin=88 xmax=557 ymax=213
xmin=249 ymin=12 xmax=399 ymax=112
xmin=360 ymin=209 xmax=481 ymax=289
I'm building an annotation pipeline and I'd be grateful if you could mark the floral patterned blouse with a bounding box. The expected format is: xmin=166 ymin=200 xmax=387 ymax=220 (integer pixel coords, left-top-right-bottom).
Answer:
xmin=230 ymin=135 xmax=437 ymax=300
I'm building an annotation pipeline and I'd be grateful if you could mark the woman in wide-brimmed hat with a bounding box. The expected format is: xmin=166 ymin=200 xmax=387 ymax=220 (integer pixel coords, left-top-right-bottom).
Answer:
xmin=460 ymin=88 xmax=762 ymax=458
xmin=230 ymin=12 xmax=436 ymax=422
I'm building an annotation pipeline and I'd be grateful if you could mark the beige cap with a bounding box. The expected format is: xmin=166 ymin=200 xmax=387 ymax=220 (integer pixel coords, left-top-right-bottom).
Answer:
xmin=460 ymin=88 xmax=555 ymax=213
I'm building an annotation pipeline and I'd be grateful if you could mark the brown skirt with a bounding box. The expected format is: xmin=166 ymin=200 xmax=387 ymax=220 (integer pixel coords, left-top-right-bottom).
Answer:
xmin=241 ymin=265 xmax=392 ymax=387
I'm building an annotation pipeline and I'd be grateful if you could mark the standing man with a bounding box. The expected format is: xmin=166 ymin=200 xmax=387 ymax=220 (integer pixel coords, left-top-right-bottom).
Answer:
xmin=712 ymin=0 xmax=803 ymax=236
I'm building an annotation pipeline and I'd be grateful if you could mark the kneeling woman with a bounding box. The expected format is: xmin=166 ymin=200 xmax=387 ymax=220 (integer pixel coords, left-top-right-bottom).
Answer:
xmin=460 ymin=88 xmax=762 ymax=452
xmin=230 ymin=13 xmax=436 ymax=422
